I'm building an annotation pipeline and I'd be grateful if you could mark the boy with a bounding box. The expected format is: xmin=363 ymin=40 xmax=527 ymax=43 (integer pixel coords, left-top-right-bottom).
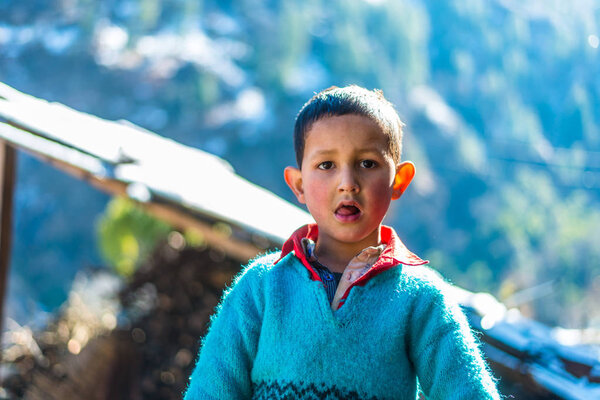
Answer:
xmin=184 ymin=86 xmax=500 ymax=399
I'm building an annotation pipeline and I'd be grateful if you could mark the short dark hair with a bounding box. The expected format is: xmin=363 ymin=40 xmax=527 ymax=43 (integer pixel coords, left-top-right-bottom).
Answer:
xmin=293 ymin=85 xmax=404 ymax=168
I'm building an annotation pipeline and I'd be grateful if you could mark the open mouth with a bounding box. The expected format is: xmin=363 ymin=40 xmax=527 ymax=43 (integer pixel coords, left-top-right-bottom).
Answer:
xmin=334 ymin=203 xmax=362 ymax=222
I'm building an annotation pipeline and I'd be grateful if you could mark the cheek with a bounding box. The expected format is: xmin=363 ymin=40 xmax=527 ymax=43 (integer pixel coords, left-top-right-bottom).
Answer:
xmin=373 ymin=197 xmax=393 ymax=216
xmin=305 ymin=183 xmax=328 ymax=207
xmin=366 ymin=176 xmax=395 ymax=212
xmin=367 ymin=172 xmax=395 ymax=191
xmin=302 ymin=177 xmax=330 ymax=214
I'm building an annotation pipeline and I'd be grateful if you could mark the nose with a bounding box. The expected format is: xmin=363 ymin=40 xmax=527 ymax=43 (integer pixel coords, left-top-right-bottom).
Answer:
xmin=337 ymin=167 xmax=360 ymax=193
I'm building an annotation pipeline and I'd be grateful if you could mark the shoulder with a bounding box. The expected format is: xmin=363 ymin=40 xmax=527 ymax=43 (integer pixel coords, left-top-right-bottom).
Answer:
xmin=242 ymin=251 xmax=281 ymax=274
xmin=399 ymin=264 xmax=451 ymax=293
xmin=228 ymin=250 xmax=300 ymax=289
xmin=229 ymin=251 xmax=280 ymax=288
xmin=210 ymin=252 xmax=281 ymax=316
xmin=400 ymin=267 xmax=471 ymax=341
xmin=397 ymin=264 xmax=465 ymax=310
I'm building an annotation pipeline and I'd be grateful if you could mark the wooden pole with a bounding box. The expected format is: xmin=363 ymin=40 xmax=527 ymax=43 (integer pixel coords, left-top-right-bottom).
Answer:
xmin=0 ymin=140 xmax=16 ymax=358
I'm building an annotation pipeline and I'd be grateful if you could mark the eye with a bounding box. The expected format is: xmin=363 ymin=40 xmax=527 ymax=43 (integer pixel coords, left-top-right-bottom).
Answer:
xmin=360 ymin=160 xmax=377 ymax=168
xmin=318 ymin=161 xmax=333 ymax=170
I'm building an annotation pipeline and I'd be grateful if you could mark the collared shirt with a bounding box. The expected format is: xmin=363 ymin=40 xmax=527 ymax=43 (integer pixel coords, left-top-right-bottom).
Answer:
xmin=301 ymin=238 xmax=342 ymax=304
xmin=277 ymin=224 xmax=428 ymax=310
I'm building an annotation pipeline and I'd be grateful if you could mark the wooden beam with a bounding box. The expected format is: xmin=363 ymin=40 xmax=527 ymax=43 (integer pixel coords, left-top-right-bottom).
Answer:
xmin=0 ymin=128 xmax=263 ymax=262
xmin=139 ymin=201 xmax=262 ymax=262
xmin=0 ymin=140 xmax=16 ymax=355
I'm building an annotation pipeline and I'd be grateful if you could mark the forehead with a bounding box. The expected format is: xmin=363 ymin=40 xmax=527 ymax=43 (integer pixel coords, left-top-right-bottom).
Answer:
xmin=303 ymin=114 xmax=389 ymax=154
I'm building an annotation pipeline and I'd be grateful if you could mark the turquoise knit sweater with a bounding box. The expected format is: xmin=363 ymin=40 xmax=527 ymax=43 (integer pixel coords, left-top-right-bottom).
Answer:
xmin=184 ymin=226 xmax=500 ymax=399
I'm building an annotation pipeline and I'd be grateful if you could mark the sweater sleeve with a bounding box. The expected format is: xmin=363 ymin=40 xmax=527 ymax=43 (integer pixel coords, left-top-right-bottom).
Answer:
xmin=184 ymin=258 xmax=267 ymax=400
xmin=407 ymin=269 xmax=501 ymax=400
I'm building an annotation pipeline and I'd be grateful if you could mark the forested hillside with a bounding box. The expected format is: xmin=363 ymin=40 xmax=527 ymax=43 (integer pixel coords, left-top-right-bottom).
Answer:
xmin=1 ymin=0 xmax=599 ymax=328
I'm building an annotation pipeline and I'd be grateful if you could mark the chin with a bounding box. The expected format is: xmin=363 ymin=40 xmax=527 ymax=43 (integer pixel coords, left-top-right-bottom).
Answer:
xmin=334 ymin=227 xmax=379 ymax=245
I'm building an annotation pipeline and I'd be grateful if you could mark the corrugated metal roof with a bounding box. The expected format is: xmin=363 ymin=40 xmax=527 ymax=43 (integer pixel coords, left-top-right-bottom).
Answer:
xmin=0 ymin=82 xmax=313 ymax=259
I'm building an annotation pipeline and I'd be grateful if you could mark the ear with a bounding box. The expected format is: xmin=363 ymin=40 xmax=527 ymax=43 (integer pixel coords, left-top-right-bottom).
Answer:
xmin=284 ymin=166 xmax=306 ymax=204
xmin=391 ymin=161 xmax=415 ymax=200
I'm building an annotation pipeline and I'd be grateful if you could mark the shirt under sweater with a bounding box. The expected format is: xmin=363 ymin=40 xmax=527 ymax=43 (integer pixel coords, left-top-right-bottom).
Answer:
xmin=184 ymin=225 xmax=500 ymax=400
xmin=301 ymin=237 xmax=342 ymax=304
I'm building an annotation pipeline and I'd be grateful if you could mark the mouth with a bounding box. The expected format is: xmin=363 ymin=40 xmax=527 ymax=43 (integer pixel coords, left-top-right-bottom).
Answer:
xmin=334 ymin=201 xmax=362 ymax=222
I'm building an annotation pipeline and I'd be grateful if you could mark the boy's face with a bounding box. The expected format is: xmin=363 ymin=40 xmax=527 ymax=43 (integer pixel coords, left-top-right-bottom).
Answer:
xmin=285 ymin=114 xmax=414 ymax=248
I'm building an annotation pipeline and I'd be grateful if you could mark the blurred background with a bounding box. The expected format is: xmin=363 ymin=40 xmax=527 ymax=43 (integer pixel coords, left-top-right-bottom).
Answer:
xmin=1 ymin=0 xmax=599 ymax=333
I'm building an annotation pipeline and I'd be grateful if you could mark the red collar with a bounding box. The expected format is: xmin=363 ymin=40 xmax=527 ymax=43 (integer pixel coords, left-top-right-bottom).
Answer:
xmin=276 ymin=224 xmax=428 ymax=283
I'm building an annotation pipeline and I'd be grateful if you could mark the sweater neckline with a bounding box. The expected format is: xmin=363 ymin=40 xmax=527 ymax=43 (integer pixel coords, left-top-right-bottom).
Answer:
xmin=276 ymin=224 xmax=428 ymax=285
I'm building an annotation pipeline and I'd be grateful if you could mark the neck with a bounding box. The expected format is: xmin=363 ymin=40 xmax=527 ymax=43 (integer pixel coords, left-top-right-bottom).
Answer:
xmin=314 ymin=227 xmax=382 ymax=273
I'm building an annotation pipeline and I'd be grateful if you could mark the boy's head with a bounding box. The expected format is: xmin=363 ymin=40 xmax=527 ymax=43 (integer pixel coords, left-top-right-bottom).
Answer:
xmin=284 ymin=85 xmax=416 ymax=251
xmin=293 ymin=85 xmax=404 ymax=168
